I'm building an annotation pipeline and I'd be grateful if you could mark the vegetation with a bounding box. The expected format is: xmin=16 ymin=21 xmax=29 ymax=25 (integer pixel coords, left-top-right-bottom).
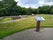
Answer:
xmin=0 ymin=0 xmax=53 ymax=17
xmin=0 ymin=0 xmax=53 ymax=39
xmin=0 ymin=18 xmax=11 ymax=22
xmin=0 ymin=14 xmax=53 ymax=39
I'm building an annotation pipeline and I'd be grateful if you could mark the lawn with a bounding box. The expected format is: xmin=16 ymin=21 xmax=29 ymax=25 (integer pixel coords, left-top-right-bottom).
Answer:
xmin=0 ymin=18 xmax=11 ymax=22
xmin=0 ymin=14 xmax=53 ymax=39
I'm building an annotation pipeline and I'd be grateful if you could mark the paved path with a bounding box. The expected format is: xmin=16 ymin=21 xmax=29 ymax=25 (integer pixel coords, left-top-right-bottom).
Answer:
xmin=1 ymin=28 xmax=53 ymax=40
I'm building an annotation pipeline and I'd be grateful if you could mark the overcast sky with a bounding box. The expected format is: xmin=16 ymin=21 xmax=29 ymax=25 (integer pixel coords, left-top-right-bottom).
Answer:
xmin=15 ymin=0 xmax=53 ymax=8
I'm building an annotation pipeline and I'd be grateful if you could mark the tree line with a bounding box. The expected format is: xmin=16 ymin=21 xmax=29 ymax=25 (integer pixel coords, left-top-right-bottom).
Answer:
xmin=0 ymin=0 xmax=53 ymax=17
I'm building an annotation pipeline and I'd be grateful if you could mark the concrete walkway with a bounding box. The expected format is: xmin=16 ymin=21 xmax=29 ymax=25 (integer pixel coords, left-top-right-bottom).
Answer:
xmin=1 ymin=28 xmax=53 ymax=40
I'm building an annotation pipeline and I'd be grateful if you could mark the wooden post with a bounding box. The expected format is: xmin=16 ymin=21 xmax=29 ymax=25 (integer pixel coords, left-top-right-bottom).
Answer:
xmin=36 ymin=21 xmax=40 ymax=32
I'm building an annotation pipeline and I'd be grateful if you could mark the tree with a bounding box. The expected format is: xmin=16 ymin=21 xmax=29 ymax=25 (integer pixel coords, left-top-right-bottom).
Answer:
xmin=50 ymin=8 xmax=53 ymax=14
xmin=0 ymin=0 xmax=18 ymax=16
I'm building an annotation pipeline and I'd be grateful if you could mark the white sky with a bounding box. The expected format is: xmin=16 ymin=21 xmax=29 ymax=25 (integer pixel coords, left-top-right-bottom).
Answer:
xmin=0 ymin=0 xmax=3 ymax=1
xmin=15 ymin=0 xmax=53 ymax=8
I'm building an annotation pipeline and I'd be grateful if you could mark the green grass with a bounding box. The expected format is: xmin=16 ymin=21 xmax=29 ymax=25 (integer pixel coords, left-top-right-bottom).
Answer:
xmin=0 ymin=16 xmax=35 ymax=39
xmin=0 ymin=18 xmax=11 ymax=22
xmin=40 ymin=14 xmax=53 ymax=27
xmin=0 ymin=14 xmax=53 ymax=39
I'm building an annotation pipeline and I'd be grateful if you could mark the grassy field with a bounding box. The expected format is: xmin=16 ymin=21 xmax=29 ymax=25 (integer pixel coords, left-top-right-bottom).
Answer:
xmin=0 ymin=14 xmax=53 ymax=39
xmin=40 ymin=14 xmax=53 ymax=27
xmin=0 ymin=18 xmax=11 ymax=22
